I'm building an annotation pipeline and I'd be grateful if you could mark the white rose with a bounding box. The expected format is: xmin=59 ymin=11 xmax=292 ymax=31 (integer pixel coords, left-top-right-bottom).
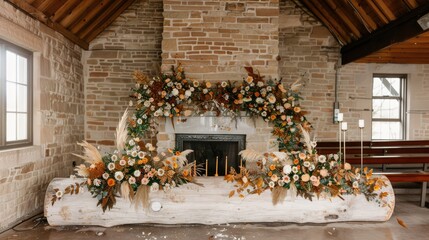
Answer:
xmin=318 ymin=155 xmax=327 ymax=163
xmin=114 ymin=171 xmax=124 ymax=181
xmin=102 ymin=173 xmax=110 ymax=180
xmin=283 ymin=165 xmax=292 ymax=174
xmin=108 ymin=163 xmax=115 ymax=171
xmin=128 ymin=177 xmax=136 ymax=185
xmin=151 ymin=182 xmax=159 ymax=192
xmin=134 ymin=170 xmax=141 ymax=177
xmin=137 ymin=118 xmax=143 ymax=125
xmin=185 ymin=90 xmax=192 ymax=97
xmin=172 ymin=88 xmax=179 ymax=96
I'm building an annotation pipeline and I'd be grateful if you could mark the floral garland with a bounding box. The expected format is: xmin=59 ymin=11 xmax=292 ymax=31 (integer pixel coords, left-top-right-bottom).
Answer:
xmin=128 ymin=65 xmax=310 ymax=152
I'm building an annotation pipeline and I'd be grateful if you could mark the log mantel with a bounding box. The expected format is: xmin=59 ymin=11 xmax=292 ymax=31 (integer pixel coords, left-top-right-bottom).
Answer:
xmin=44 ymin=177 xmax=395 ymax=227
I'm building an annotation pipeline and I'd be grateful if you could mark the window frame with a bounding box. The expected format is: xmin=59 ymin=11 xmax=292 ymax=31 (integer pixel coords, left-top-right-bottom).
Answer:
xmin=371 ymin=73 xmax=407 ymax=140
xmin=0 ymin=39 xmax=33 ymax=150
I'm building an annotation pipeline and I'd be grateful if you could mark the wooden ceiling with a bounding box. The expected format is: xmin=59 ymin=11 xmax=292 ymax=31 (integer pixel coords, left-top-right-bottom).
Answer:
xmin=299 ymin=0 xmax=429 ymax=64
xmin=4 ymin=0 xmax=429 ymax=64
xmin=5 ymin=0 xmax=136 ymax=49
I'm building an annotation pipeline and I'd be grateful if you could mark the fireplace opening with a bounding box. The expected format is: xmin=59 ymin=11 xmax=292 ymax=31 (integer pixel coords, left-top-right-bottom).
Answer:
xmin=175 ymin=134 xmax=246 ymax=176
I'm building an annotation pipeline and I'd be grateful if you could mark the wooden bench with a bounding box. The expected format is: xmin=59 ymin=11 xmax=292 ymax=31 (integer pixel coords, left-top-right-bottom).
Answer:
xmin=317 ymin=140 xmax=429 ymax=207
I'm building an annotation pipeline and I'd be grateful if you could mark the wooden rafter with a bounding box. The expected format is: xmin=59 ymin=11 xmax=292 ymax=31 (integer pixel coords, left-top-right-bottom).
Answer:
xmin=51 ymin=0 xmax=81 ymax=22
xmin=325 ymin=0 xmax=362 ymax=39
xmin=81 ymin=0 xmax=136 ymax=43
xmin=5 ymin=0 xmax=89 ymax=49
xmin=402 ymin=0 xmax=419 ymax=9
xmin=346 ymin=0 xmax=378 ymax=32
xmin=300 ymin=0 xmax=349 ymax=44
xmin=373 ymin=0 xmax=397 ymax=21
xmin=341 ymin=4 xmax=429 ymax=64
xmin=365 ymin=0 xmax=389 ymax=24
xmin=59 ymin=0 xmax=97 ymax=28
xmin=70 ymin=0 xmax=111 ymax=34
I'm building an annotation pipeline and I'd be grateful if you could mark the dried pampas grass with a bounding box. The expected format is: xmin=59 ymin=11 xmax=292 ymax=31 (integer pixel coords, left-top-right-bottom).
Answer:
xmin=271 ymin=186 xmax=287 ymax=205
xmin=116 ymin=108 xmax=129 ymax=152
xmin=134 ymin=185 xmax=150 ymax=210
xmin=73 ymin=141 xmax=102 ymax=165
xmin=120 ymin=182 xmax=133 ymax=202
xmin=239 ymin=149 xmax=262 ymax=162
xmin=298 ymin=124 xmax=313 ymax=154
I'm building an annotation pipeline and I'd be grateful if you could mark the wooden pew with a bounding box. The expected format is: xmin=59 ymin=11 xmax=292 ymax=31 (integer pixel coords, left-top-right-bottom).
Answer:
xmin=317 ymin=140 xmax=429 ymax=207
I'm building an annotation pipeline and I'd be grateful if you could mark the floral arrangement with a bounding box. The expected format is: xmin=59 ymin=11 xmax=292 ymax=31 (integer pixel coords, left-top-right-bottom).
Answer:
xmin=129 ymin=65 xmax=309 ymax=151
xmin=225 ymin=132 xmax=390 ymax=205
xmin=51 ymin=109 xmax=197 ymax=212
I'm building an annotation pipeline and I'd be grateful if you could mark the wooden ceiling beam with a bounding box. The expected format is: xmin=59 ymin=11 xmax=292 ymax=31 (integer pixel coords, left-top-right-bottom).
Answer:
xmin=373 ymin=0 xmax=397 ymax=21
xmin=70 ymin=0 xmax=111 ymax=34
xmin=81 ymin=0 xmax=136 ymax=43
xmin=341 ymin=4 xmax=429 ymax=64
xmin=325 ymin=0 xmax=362 ymax=39
xmin=365 ymin=0 xmax=389 ymax=24
xmin=59 ymin=0 xmax=97 ymax=29
xmin=402 ymin=0 xmax=419 ymax=9
xmin=51 ymin=0 xmax=82 ymax=22
xmin=346 ymin=0 xmax=378 ymax=32
xmin=4 ymin=0 xmax=88 ymax=49
xmin=300 ymin=0 xmax=349 ymax=45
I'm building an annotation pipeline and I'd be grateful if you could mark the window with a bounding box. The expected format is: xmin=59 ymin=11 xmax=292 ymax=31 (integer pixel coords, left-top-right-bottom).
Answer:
xmin=372 ymin=74 xmax=406 ymax=140
xmin=0 ymin=39 xmax=32 ymax=149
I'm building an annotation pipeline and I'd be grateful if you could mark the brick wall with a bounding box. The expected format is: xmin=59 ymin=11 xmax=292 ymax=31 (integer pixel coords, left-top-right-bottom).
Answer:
xmin=0 ymin=0 xmax=84 ymax=231
xmin=162 ymin=0 xmax=279 ymax=81
xmin=84 ymin=0 xmax=163 ymax=152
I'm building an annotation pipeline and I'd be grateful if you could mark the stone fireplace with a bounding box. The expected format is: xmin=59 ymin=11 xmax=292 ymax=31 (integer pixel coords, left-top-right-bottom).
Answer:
xmin=157 ymin=0 xmax=281 ymax=161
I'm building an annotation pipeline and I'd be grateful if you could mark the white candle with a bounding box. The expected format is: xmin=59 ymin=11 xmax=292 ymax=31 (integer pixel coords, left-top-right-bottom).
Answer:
xmin=337 ymin=113 xmax=343 ymax=122
xmin=359 ymin=119 xmax=365 ymax=128
xmin=341 ymin=122 xmax=348 ymax=131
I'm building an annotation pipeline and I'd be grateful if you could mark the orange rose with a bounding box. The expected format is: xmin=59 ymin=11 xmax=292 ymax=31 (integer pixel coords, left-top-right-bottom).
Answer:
xmin=107 ymin=178 xmax=115 ymax=187
xmin=142 ymin=158 xmax=149 ymax=164
xmin=269 ymin=164 xmax=276 ymax=171
xmin=182 ymin=170 xmax=189 ymax=177
xmin=254 ymin=92 xmax=260 ymax=97
xmin=268 ymin=171 xmax=273 ymax=177
xmin=293 ymin=159 xmax=299 ymax=165
xmin=294 ymin=107 xmax=301 ymax=113
xmin=270 ymin=115 xmax=276 ymax=120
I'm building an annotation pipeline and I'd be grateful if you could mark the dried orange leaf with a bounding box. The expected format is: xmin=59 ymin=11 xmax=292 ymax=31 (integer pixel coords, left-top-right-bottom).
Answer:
xmin=229 ymin=190 xmax=235 ymax=198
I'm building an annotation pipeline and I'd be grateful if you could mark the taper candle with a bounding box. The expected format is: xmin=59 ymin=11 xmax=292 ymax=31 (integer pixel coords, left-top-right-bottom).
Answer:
xmin=194 ymin=160 xmax=197 ymax=176
xmin=240 ymin=158 xmax=243 ymax=173
xmin=337 ymin=113 xmax=343 ymax=122
xmin=205 ymin=159 xmax=208 ymax=176
xmin=225 ymin=156 xmax=228 ymax=175
xmin=215 ymin=156 xmax=219 ymax=177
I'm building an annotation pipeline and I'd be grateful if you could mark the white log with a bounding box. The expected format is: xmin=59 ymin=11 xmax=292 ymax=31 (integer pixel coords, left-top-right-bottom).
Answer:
xmin=44 ymin=176 xmax=395 ymax=227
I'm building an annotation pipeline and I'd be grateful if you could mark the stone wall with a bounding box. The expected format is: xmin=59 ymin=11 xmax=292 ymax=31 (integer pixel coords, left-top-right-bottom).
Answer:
xmin=83 ymin=0 xmax=163 ymax=153
xmin=0 ymin=0 xmax=84 ymax=231
xmin=162 ymin=0 xmax=279 ymax=81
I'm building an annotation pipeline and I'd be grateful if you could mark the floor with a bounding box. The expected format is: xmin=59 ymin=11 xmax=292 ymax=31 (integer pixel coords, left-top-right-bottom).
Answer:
xmin=1 ymin=194 xmax=428 ymax=240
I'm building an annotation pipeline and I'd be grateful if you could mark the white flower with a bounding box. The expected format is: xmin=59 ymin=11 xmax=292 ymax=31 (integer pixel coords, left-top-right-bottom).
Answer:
xmin=353 ymin=181 xmax=359 ymax=188
xmin=102 ymin=173 xmax=110 ymax=180
xmin=256 ymin=97 xmax=264 ymax=104
xmin=245 ymin=86 xmax=250 ymax=91
xmin=193 ymin=81 xmax=199 ymax=87
xmin=114 ymin=171 xmax=124 ymax=181
xmin=203 ymin=89 xmax=208 ymax=94
xmin=141 ymin=178 xmax=149 ymax=185
xmin=293 ymin=174 xmax=299 ymax=181
xmin=172 ymin=88 xmax=179 ymax=96
xmin=129 ymin=139 xmax=135 ymax=146
xmin=111 ymin=155 xmax=118 ymax=161
xmin=242 ymin=176 xmax=248 ymax=183
xmin=333 ymin=154 xmax=339 ymax=161
xmin=164 ymin=110 xmax=170 ymax=117
xmin=262 ymin=157 xmax=267 ymax=165
xmin=149 ymin=97 xmax=154 ymax=102
xmin=269 ymin=181 xmax=275 ymax=188
xmin=283 ymin=165 xmax=292 ymax=174
xmin=94 ymin=179 xmax=101 ymax=187
xmin=153 ymin=156 xmax=160 ymax=162
xmin=138 ymin=151 xmax=145 ymax=159
xmin=128 ymin=159 xmax=135 ymax=166
xmin=119 ymin=159 xmax=127 ymax=166
xmin=278 ymin=180 xmax=285 ymax=187
xmin=190 ymin=87 xmax=195 ymax=92
xmin=344 ymin=163 xmax=352 ymax=170
xmin=131 ymin=151 xmax=138 ymax=158
xmin=129 ymin=100 xmax=133 ymax=106
xmin=144 ymin=101 xmax=151 ymax=107
xmin=310 ymin=175 xmax=318 ymax=182
xmin=131 ymin=171 xmax=141 ymax=179
xmin=144 ymin=165 xmax=152 ymax=172
xmin=146 ymin=143 xmax=153 ymax=149
xmin=151 ymin=182 xmax=160 ymax=192
xmin=185 ymin=90 xmax=192 ymax=97
xmin=267 ymin=86 xmax=272 ymax=92
xmin=176 ymin=83 xmax=182 ymax=90
xmin=221 ymin=81 xmax=228 ymax=87
xmin=318 ymin=155 xmax=326 ymax=163
xmin=267 ymin=94 xmax=276 ymax=104
xmin=55 ymin=190 xmax=63 ymax=198
xmin=261 ymin=111 xmax=267 ymax=117
xmin=108 ymin=162 xmax=115 ymax=171
xmin=142 ymin=114 xmax=147 ymax=119
xmin=292 ymin=166 xmax=298 ymax=173
xmin=164 ymin=183 xmax=171 ymax=191
xmin=157 ymin=168 xmax=165 ymax=177
xmin=303 ymin=161 xmax=311 ymax=168
xmin=129 ymin=177 xmax=136 ymax=185
xmin=257 ymin=81 xmax=264 ymax=87
xmin=137 ymin=118 xmax=143 ymax=125
xmin=309 ymin=164 xmax=315 ymax=171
